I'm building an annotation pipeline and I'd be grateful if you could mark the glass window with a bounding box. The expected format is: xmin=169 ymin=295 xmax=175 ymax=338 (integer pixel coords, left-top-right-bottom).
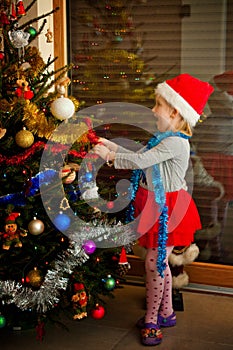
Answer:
xmin=67 ymin=0 xmax=233 ymax=266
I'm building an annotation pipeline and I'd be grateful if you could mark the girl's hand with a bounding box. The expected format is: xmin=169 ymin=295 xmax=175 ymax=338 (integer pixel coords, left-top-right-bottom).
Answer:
xmin=94 ymin=144 xmax=110 ymax=160
xmin=98 ymin=137 xmax=118 ymax=152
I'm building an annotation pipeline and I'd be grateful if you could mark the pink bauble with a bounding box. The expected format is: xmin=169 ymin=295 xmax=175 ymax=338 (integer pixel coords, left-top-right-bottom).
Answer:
xmin=106 ymin=201 xmax=114 ymax=209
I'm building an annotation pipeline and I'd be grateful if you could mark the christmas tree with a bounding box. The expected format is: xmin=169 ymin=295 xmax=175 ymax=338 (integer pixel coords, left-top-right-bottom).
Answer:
xmin=0 ymin=0 xmax=131 ymax=334
xmin=69 ymin=0 xmax=164 ymax=108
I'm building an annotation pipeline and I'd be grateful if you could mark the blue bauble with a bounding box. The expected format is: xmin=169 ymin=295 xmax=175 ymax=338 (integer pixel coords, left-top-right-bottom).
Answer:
xmin=85 ymin=172 xmax=93 ymax=182
xmin=53 ymin=212 xmax=71 ymax=231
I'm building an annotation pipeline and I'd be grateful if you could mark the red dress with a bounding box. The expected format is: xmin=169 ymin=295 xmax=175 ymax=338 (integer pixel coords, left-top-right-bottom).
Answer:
xmin=134 ymin=186 xmax=201 ymax=248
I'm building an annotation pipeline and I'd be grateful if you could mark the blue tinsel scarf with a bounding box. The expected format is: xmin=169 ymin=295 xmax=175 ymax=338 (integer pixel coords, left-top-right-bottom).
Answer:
xmin=126 ymin=131 xmax=190 ymax=277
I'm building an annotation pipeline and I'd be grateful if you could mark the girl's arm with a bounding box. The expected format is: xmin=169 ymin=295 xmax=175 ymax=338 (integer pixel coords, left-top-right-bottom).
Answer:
xmin=114 ymin=138 xmax=187 ymax=170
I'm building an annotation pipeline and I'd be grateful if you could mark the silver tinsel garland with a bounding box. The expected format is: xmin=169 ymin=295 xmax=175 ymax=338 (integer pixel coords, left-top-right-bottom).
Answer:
xmin=69 ymin=220 xmax=136 ymax=248
xmin=0 ymin=241 xmax=89 ymax=313
xmin=0 ymin=221 xmax=135 ymax=313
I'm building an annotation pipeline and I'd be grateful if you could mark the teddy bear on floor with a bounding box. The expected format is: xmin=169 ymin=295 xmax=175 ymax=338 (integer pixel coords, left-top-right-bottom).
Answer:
xmin=168 ymin=243 xmax=200 ymax=289
xmin=0 ymin=212 xmax=27 ymax=250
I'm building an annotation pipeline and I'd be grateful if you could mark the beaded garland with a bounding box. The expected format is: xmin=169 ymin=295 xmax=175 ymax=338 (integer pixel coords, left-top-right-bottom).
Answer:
xmin=126 ymin=131 xmax=190 ymax=277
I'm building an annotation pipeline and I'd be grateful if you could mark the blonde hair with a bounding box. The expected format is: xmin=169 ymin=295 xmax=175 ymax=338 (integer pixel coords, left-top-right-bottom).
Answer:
xmin=175 ymin=118 xmax=193 ymax=136
xmin=156 ymin=93 xmax=193 ymax=136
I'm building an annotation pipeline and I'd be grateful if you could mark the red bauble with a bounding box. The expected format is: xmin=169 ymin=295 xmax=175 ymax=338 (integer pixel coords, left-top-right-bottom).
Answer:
xmin=0 ymin=52 xmax=5 ymax=61
xmin=91 ymin=304 xmax=105 ymax=319
xmin=106 ymin=201 xmax=114 ymax=209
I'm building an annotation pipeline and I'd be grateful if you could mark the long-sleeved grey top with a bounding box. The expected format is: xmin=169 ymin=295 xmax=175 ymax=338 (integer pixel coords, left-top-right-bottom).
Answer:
xmin=114 ymin=136 xmax=190 ymax=192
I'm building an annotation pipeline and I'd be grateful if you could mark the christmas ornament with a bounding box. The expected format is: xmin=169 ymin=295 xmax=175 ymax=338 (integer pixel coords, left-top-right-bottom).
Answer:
xmin=20 ymin=61 xmax=31 ymax=71
xmin=45 ymin=15 xmax=53 ymax=43
xmin=53 ymin=212 xmax=71 ymax=231
xmin=117 ymin=247 xmax=131 ymax=277
xmin=15 ymin=128 xmax=34 ymax=148
xmin=91 ymin=304 xmax=105 ymax=319
xmin=59 ymin=164 xmax=76 ymax=184
xmin=82 ymin=240 xmax=96 ymax=255
xmin=50 ymin=96 xmax=75 ymax=120
xmin=45 ymin=28 xmax=53 ymax=43
xmin=0 ymin=212 xmax=27 ymax=250
xmin=0 ymin=52 xmax=5 ymax=60
xmin=84 ymin=171 xmax=93 ymax=182
xmin=0 ymin=241 xmax=89 ymax=313
xmin=80 ymin=182 xmax=99 ymax=200
xmin=103 ymin=275 xmax=116 ymax=291
xmin=56 ymin=76 xmax=71 ymax=96
xmin=10 ymin=2 xmax=17 ymax=20
xmin=106 ymin=201 xmax=114 ymax=209
xmin=0 ymin=314 xmax=6 ymax=328
xmin=15 ymin=76 xmax=34 ymax=99
xmin=28 ymin=217 xmax=45 ymax=235
xmin=16 ymin=0 xmax=26 ymax=16
xmin=72 ymin=283 xmax=88 ymax=319
xmin=27 ymin=267 xmax=43 ymax=288
xmin=25 ymin=26 xmax=37 ymax=39
xmin=8 ymin=28 xmax=30 ymax=48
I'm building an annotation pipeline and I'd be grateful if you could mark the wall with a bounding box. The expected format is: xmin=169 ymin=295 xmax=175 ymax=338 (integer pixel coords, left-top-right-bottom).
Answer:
xmin=23 ymin=0 xmax=55 ymax=68
xmin=181 ymin=0 xmax=227 ymax=80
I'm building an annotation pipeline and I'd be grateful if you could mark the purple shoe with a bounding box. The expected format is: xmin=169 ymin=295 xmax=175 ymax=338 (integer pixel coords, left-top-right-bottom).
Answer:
xmin=158 ymin=312 xmax=176 ymax=327
xmin=141 ymin=323 xmax=163 ymax=346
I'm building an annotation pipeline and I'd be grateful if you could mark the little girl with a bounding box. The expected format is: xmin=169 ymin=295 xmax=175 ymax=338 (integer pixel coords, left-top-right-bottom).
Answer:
xmin=94 ymin=73 xmax=214 ymax=346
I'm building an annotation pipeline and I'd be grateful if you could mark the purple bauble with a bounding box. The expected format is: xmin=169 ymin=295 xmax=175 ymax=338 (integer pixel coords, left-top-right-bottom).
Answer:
xmin=83 ymin=240 xmax=96 ymax=254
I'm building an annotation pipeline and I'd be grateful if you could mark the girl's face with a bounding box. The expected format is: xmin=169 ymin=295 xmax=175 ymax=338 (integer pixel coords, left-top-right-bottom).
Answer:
xmin=152 ymin=95 xmax=174 ymax=132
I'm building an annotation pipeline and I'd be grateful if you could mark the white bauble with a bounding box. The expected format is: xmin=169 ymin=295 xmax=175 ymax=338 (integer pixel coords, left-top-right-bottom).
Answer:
xmin=50 ymin=96 xmax=75 ymax=120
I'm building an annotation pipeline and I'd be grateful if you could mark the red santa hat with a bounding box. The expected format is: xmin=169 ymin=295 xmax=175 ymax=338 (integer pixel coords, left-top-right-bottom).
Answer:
xmin=155 ymin=73 xmax=214 ymax=127
xmin=119 ymin=247 xmax=128 ymax=265
xmin=16 ymin=0 xmax=26 ymax=16
xmin=5 ymin=212 xmax=20 ymax=224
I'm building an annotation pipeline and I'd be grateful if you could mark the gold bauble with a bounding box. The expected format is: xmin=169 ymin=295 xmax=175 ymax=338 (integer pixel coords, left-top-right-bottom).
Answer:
xmin=28 ymin=217 xmax=45 ymax=235
xmin=27 ymin=267 xmax=43 ymax=287
xmin=15 ymin=128 xmax=34 ymax=148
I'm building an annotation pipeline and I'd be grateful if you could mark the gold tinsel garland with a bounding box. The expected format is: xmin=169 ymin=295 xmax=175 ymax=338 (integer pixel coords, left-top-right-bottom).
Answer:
xmin=51 ymin=121 xmax=89 ymax=145
xmin=22 ymin=96 xmax=80 ymax=140
xmin=24 ymin=46 xmax=46 ymax=78
xmin=0 ymin=99 xmax=13 ymax=113
xmin=22 ymin=101 xmax=57 ymax=139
